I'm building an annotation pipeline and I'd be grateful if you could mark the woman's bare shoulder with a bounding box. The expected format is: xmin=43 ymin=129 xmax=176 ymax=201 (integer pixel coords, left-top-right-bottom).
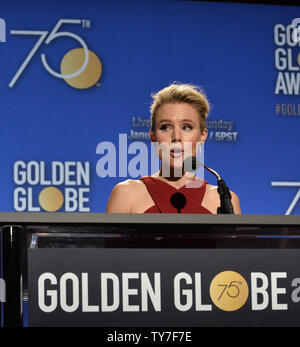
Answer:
xmin=113 ymin=179 xmax=146 ymax=194
xmin=106 ymin=179 xmax=145 ymax=213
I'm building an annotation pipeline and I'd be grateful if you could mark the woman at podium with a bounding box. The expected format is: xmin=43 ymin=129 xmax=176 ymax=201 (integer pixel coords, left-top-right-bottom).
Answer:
xmin=106 ymin=83 xmax=241 ymax=214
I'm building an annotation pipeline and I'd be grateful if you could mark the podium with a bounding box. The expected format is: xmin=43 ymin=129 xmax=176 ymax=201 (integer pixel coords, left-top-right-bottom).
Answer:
xmin=1 ymin=213 xmax=300 ymax=327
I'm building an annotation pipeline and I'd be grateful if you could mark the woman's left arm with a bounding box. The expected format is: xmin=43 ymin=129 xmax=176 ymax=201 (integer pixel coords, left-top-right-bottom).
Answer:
xmin=230 ymin=191 xmax=242 ymax=214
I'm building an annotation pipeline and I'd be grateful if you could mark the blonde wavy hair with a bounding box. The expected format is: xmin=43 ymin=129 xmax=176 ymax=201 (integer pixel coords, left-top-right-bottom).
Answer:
xmin=150 ymin=83 xmax=210 ymax=133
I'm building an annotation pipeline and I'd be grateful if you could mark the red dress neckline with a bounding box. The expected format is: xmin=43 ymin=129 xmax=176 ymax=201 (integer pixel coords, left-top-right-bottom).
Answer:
xmin=140 ymin=176 xmax=213 ymax=214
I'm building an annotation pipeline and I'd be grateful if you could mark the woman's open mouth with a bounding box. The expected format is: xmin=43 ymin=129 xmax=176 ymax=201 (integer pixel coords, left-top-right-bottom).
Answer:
xmin=170 ymin=148 xmax=183 ymax=158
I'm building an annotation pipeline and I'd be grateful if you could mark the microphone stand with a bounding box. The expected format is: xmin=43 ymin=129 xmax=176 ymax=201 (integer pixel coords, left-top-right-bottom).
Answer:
xmin=185 ymin=157 xmax=234 ymax=214
xmin=201 ymin=164 xmax=234 ymax=214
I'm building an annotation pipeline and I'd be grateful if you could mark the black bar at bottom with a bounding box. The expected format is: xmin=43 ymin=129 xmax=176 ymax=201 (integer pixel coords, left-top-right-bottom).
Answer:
xmin=2 ymin=225 xmax=23 ymax=327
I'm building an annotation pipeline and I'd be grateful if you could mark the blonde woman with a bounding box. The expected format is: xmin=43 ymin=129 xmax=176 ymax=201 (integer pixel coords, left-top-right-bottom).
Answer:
xmin=106 ymin=83 xmax=241 ymax=214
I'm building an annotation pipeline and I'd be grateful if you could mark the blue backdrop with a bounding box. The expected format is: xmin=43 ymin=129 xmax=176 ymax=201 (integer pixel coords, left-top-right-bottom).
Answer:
xmin=0 ymin=0 xmax=299 ymax=214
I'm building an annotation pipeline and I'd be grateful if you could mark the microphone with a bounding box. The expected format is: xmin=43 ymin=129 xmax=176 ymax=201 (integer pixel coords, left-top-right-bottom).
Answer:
xmin=170 ymin=192 xmax=187 ymax=213
xmin=183 ymin=156 xmax=234 ymax=214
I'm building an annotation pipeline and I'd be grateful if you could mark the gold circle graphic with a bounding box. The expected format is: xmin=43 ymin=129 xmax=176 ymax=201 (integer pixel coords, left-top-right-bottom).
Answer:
xmin=39 ymin=187 xmax=64 ymax=212
xmin=60 ymin=48 xmax=102 ymax=89
xmin=209 ymin=271 xmax=249 ymax=312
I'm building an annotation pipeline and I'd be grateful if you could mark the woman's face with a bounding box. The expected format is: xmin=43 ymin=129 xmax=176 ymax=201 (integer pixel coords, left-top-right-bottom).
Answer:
xmin=150 ymin=102 xmax=208 ymax=173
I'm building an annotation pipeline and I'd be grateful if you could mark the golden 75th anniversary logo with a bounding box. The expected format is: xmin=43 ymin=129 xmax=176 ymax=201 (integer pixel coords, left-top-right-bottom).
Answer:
xmin=9 ymin=19 xmax=102 ymax=89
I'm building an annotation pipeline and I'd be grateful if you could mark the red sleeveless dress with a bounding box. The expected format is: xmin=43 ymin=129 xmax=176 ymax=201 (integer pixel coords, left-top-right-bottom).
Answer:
xmin=140 ymin=176 xmax=213 ymax=214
